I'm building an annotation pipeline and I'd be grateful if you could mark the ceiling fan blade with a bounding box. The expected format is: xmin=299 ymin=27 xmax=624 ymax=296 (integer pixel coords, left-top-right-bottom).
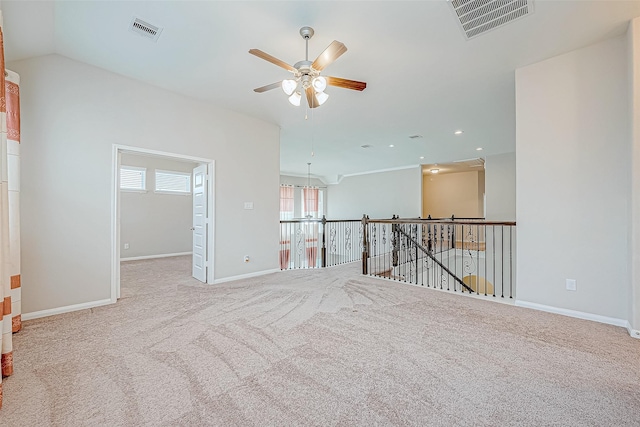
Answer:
xmin=311 ymin=41 xmax=347 ymax=71
xmin=326 ymin=76 xmax=367 ymax=91
xmin=249 ymin=49 xmax=296 ymax=72
xmin=254 ymin=82 xmax=281 ymax=93
xmin=305 ymin=86 xmax=320 ymax=109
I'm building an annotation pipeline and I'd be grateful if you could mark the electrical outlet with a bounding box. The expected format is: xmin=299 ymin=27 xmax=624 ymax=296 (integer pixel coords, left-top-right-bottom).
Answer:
xmin=566 ymin=279 xmax=577 ymax=291
xmin=124 ymin=243 xmax=130 ymax=250
xmin=244 ymin=255 xmax=250 ymax=263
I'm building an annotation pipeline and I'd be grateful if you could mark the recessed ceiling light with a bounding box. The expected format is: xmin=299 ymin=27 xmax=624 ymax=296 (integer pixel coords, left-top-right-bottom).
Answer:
xmin=476 ymin=147 xmax=483 ymax=151
xmin=454 ymin=130 xmax=464 ymax=135
xmin=431 ymin=168 xmax=439 ymax=174
xmin=419 ymin=156 xmax=424 ymax=160
xmin=389 ymin=144 xmax=394 ymax=148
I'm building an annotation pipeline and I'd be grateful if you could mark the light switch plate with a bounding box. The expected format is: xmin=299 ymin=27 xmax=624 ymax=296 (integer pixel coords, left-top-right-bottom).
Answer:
xmin=566 ymin=279 xmax=577 ymax=291
xmin=244 ymin=202 xmax=253 ymax=210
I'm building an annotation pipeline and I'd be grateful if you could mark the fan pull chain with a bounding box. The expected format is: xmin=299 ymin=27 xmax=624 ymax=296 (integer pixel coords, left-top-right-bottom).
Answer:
xmin=311 ymin=103 xmax=315 ymax=157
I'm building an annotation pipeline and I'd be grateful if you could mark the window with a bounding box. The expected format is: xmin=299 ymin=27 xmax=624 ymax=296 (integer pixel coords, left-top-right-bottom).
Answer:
xmin=280 ymin=185 xmax=294 ymax=220
xmin=155 ymin=170 xmax=191 ymax=194
xmin=120 ymin=166 xmax=146 ymax=191
xmin=301 ymin=187 xmax=323 ymax=219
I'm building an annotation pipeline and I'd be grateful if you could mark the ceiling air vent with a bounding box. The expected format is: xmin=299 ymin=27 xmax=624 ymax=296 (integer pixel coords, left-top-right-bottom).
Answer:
xmin=129 ymin=17 xmax=163 ymax=42
xmin=449 ymin=0 xmax=534 ymax=40
xmin=409 ymin=135 xmax=423 ymax=140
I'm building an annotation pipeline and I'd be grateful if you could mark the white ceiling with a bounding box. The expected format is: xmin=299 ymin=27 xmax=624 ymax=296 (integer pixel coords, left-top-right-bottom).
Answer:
xmin=3 ymin=1 xmax=640 ymax=183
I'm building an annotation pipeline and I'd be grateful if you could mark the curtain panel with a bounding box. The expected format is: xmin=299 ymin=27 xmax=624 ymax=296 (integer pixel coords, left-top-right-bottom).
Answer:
xmin=279 ymin=185 xmax=294 ymax=214
xmin=303 ymin=187 xmax=319 ymax=215
xmin=0 ymin=14 xmax=21 ymax=409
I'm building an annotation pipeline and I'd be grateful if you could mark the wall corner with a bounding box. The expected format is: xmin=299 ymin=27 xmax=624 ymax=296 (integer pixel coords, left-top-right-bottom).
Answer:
xmin=628 ymin=17 xmax=640 ymax=333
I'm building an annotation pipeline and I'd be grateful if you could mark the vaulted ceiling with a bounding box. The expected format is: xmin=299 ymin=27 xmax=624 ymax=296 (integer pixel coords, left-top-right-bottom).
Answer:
xmin=3 ymin=1 xmax=640 ymax=182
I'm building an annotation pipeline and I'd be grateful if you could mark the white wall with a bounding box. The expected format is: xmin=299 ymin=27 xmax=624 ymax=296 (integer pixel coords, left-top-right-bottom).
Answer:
xmin=515 ymin=36 xmax=629 ymax=321
xmin=12 ymin=54 xmax=280 ymax=314
xmin=629 ymin=18 xmax=640 ymax=335
xmin=422 ymin=170 xmax=484 ymax=219
xmin=485 ymin=152 xmax=516 ymax=221
xmin=120 ymin=153 xmax=196 ymax=259
xmin=327 ymin=167 xmax=421 ymax=219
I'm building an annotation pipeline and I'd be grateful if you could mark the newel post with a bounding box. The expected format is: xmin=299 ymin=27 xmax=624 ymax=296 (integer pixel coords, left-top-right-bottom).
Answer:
xmin=391 ymin=215 xmax=399 ymax=267
xmin=361 ymin=214 xmax=369 ymax=275
xmin=450 ymin=214 xmax=456 ymax=250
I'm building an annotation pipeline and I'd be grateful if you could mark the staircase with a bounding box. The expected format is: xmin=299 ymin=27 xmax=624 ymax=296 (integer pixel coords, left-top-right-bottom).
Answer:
xmin=364 ymin=216 xmax=515 ymax=299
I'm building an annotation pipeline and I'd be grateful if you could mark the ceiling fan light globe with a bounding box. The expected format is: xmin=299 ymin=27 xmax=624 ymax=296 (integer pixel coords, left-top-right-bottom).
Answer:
xmin=288 ymin=92 xmax=302 ymax=106
xmin=282 ymin=79 xmax=297 ymax=96
xmin=312 ymin=76 xmax=327 ymax=93
xmin=316 ymin=91 xmax=329 ymax=106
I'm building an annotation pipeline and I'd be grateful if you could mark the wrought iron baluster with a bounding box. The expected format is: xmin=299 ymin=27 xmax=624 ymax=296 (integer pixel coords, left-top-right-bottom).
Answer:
xmin=501 ymin=225 xmax=504 ymax=298
xmin=372 ymin=224 xmax=377 ymax=256
xmin=458 ymin=224 xmax=462 ymax=292
xmin=329 ymin=226 xmax=337 ymax=253
xmin=484 ymin=224 xmax=488 ymax=296
xmin=510 ymin=226 xmax=513 ymax=299
xmin=492 ymin=225 xmax=496 ymax=297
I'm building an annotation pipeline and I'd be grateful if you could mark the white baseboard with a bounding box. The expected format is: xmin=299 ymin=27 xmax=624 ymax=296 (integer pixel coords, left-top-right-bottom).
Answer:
xmin=22 ymin=298 xmax=114 ymax=321
xmin=121 ymin=252 xmax=192 ymax=262
xmin=627 ymin=322 xmax=640 ymax=339
xmin=515 ymin=300 xmax=629 ymax=328
xmin=213 ymin=268 xmax=280 ymax=285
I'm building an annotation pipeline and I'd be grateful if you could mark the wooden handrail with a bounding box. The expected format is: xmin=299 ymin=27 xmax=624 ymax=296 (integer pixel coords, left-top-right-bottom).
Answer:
xmin=280 ymin=218 xmax=323 ymax=223
xmin=280 ymin=218 xmax=516 ymax=226
xmin=280 ymin=218 xmax=361 ymax=223
xmin=368 ymin=218 xmax=516 ymax=226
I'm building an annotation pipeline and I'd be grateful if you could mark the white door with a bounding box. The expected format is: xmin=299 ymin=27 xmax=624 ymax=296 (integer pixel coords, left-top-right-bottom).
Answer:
xmin=192 ymin=164 xmax=208 ymax=282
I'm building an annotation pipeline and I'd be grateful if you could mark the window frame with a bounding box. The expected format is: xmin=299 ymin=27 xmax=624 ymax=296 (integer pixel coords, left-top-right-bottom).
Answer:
xmin=154 ymin=169 xmax=192 ymax=195
xmin=120 ymin=165 xmax=147 ymax=192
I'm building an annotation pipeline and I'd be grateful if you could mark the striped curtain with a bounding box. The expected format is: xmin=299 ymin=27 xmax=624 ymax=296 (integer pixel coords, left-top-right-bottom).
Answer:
xmin=0 ymin=12 xmax=21 ymax=409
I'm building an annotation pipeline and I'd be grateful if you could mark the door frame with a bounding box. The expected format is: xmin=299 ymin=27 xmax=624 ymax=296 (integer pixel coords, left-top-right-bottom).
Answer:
xmin=110 ymin=144 xmax=215 ymax=303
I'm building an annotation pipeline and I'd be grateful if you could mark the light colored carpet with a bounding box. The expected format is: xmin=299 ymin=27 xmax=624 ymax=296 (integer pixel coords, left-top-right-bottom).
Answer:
xmin=2 ymin=256 xmax=639 ymax=426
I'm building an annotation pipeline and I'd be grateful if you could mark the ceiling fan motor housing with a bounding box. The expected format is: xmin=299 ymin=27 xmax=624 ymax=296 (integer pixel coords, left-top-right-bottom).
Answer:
xmin=294 ymin=60 xmax=313 ymax=74
xmin=299 ymin=26 xmax=314 ymax=40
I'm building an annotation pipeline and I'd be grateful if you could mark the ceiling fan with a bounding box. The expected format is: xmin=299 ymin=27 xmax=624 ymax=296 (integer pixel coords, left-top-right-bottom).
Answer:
xmin=249 ymin=26 xmax=367 ymax=108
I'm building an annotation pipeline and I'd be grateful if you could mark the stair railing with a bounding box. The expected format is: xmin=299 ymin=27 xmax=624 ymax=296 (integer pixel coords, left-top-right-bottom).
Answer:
xmin=363 ymin=216 xmax=516 ymax=299
xmin=279 ymin=215 xmax=516 ymax=299
xmin=279 ymin=216 xmax=363 ymax=269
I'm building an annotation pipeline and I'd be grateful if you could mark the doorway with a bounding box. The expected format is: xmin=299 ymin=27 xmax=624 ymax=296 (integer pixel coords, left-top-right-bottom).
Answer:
xmin=421 ymin=159 xmax=485 ymax=219
xmin=110 ymin=145 xmax=215 ymax=302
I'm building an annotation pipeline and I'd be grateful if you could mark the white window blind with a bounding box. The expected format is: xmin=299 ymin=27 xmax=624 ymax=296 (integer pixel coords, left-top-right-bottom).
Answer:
xmin=155 ymin=170 xmax=191 ymax=194
xmin=120 ymin=166 xmax=146 ymax=191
